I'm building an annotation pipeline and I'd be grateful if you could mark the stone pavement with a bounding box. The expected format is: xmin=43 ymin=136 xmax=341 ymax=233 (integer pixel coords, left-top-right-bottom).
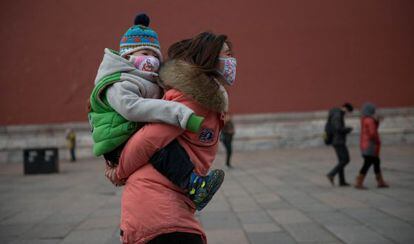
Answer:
xmin=1 ymin=145 xmax=413 ymax=244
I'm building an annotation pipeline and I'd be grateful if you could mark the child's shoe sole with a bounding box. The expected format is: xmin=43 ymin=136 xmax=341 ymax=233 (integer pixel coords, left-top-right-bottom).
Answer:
xmin=196 ymin=169 xmax=225 ymax=211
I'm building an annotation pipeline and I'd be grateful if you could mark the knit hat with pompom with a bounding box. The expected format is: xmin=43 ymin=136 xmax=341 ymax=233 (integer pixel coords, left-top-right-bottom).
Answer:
xmin=119 ymin=13 xmax=162 ymax=60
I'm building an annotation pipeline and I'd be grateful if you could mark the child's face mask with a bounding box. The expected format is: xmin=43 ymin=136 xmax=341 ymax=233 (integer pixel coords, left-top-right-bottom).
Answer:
xmin=129 ymin=55 xmax=160 ymax=73
xmin=218 ymin=57 xmax=237 ymax=86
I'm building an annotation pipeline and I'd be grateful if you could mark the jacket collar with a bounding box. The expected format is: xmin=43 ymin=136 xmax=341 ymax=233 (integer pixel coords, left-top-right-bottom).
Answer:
xmin=159 ymin=60 xmax=228 ymax=112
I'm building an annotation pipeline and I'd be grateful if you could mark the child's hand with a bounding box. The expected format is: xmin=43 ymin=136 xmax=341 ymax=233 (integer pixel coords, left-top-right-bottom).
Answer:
xmin=105 ymin=165 xmax=126 ymax=187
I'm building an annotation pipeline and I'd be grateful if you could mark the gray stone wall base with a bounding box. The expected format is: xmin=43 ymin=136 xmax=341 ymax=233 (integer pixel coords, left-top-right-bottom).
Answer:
xmin=233 ymin=107 xmax=414 ymax=152
xmin=0 ymin=123 xmax=93 ymax=164
xmin=1 ymin=107 xmax=413 ymax=163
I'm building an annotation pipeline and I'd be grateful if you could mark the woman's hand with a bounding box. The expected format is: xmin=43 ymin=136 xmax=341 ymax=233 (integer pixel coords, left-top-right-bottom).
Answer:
xmin=105 ymin=165 xmax=126 ymax=187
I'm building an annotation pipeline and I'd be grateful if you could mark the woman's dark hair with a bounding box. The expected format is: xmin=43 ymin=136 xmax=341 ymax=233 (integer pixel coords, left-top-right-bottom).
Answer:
xmin=167 ymin=32 xmax=232 ymax=78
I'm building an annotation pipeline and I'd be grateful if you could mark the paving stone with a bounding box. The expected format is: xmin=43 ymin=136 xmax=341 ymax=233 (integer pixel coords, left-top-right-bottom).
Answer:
xmin=41 ymin=212 xmax=88 ymax=225
xmin=267 ymin=209 xmax=312 ymax=225
xmin=325 ymin=225 xmax=393 ymax=244
xmin=252 ymin=192 xmax=282 ymax=204
xmin=257 ymin=199 xmax=292 ymax=210
xmin=221 ymin=185 xmax=250 ymax=198
xmin=379 ymin=207 xmax=414 ymax=222
xmin=0 ymin=223 xmax=34 ymax=238
xmin=283 ymin=223 xmax=338 ymax=242
xmin=307 ymin=211 xmax=361 ymax=226
xmin=313 ymin=193 xmax=367 ymax=209
xmin=7 ymin=239 xmax=61 ymax=244
xmin=205 ymin=229 xmax=249 ymax=244
xmin=297 ymin=242 xmax=344 ymax=244
xmin=236 ymin=210 xmax=274 ymax=224
xmin=247 ymin=232 xmax=296 ymax=244
xmin=1 ymin=145 xmax=414 ymax=243
xmin=203 ymin=199 xmax=232 ymax=212
xmin=60 ymin=228 xmax=117 ymax=244
xmin=1 ymin=210 xmax=55 ymax=225
xmin=379 ymin=189 xmax=414 ymax=204
xmin=282 ymin=193 xmax=321 ymax=206
xmin=364 ymin=217 xmax=414 ymax=243
xmin=0 ymin=237 xmax=14 ymax=244
xmin=0 ymin=209 xmax=20 ymax=222
xmin=22 ymin=223 xmax=76 ymax=239
xmin=243 ymin=223 xmax=282 ymax=233
xmin=203 ymin=192 xmax=232 ymax=212
xmin=274 ymin=188 xmax=305 ymax=198
xmin=89 ymin=207 xmax=120 ymax=218
xmin=76 ymin=215 xmax=119 ymax=230
xmin=200 ymin=211 xmax=241 ymax=230
xmin=295 ymin=202 xmax=335 ymax=213
xmin=341 ymin=208 xmax=391 ymax=222
xmin=104 ymin=231 xmax=121 ymax=244
xmin=228 ymin=196 xmax=261 ymax=212
xmin=254 ymin=174 xmax=285 ymax=187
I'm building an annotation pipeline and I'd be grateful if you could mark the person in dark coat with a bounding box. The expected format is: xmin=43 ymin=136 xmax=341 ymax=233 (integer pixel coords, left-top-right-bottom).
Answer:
xmin=220 ymin=113 xmax=235 ymax=168
xmin=65 ymin=128 xmax=76 ymax=162
xmin=326 ymin=103 xmax=354 ymax=186
xmin=354 ymin=103 xmax=389 ymax=189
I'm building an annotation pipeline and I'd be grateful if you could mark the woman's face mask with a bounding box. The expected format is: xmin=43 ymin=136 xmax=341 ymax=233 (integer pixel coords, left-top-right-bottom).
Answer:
xmin=129 ymin=55 xmax=160 ymax=73
xmin=218 ymin=57 xmax=237 ymax=86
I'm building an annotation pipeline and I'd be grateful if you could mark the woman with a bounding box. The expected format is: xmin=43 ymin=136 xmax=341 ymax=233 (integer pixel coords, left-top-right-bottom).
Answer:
xmin=355 ymin=103 xmax=389 ymax=189
xmin=110 ymin=32 xmax=236 ymax=243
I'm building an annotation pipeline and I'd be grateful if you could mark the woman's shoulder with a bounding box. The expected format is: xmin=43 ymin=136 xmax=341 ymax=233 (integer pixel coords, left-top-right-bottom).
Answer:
xmin=362 ymin=117 xmax=378 ymax=129
xmin=362 ymin=116 xmax=375 ymax=123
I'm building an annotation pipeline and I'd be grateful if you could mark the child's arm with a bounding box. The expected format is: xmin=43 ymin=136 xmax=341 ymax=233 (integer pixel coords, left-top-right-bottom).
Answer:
xmin=106 ymin=81 xmax=203 ymax=132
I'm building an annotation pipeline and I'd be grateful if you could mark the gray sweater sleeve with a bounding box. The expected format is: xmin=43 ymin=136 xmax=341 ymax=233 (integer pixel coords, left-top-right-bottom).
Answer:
xmin=106 ymin=81 xmax=194 ymax=130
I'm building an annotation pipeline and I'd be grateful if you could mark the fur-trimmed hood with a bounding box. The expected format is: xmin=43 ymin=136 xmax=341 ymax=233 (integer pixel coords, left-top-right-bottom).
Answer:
xmin=159 ymin=60 xmax=228 ymax=113
xmin=94 ymin=48 xmax=158 ymax=85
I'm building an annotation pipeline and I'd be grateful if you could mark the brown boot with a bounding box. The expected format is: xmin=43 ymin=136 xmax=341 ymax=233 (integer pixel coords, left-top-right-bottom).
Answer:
xmin=354 ymin=174 xmax=367 ymax=189
xmin=376 ymin=173 xmax=389 ymax=188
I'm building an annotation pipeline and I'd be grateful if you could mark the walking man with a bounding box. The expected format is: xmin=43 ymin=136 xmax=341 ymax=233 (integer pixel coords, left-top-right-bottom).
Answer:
xmin=220 ymin=114 xmax=235 ymax=168
xmin=326 ymin=103 xmax=354 ymax=186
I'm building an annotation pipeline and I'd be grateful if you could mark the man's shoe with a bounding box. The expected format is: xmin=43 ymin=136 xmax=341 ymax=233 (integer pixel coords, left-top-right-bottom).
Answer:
xmin=339 ymin=182 xmax=351 ymax=187
xmin=188 ymin=169 xmax=225 ymax=211
xmin=326 ymin=175 xmax=334 ymax=186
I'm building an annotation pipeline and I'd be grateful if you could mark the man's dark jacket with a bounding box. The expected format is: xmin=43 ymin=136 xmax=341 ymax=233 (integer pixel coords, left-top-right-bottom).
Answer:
xmin=329 ymin=108 xmax=352 ymax=146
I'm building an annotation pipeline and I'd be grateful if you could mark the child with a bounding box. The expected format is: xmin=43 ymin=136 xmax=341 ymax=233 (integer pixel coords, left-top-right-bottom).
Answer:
xmin=89 ymin=14 xmax=224 ymax=209
xmin=355 ymin=103 xmax=389 ymax=189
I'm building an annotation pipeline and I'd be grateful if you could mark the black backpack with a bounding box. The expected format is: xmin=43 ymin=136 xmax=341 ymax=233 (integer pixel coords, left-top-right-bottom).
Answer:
xmin=323 ymin=111 xmax=334 ymax=145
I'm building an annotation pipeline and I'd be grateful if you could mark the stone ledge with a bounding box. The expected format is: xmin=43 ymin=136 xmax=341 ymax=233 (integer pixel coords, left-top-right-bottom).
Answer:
xmin=0 ymin=107 xmax=413 ymax=163
xmin=233 ymin=107 xmax=414 ymax=123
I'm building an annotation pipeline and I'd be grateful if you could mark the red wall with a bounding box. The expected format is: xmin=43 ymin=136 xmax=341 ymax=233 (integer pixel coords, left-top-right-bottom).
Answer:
xmin=1 ymin=0 xmax=413 ymax=125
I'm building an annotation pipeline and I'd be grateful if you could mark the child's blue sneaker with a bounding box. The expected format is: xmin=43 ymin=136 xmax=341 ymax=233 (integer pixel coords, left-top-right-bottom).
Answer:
xmin=188 ymin=169 xmax=225 ymax=211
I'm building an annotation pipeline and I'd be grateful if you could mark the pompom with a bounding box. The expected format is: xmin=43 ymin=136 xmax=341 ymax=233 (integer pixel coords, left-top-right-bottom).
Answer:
xmin=134 ymin=13 xmax=150 ymax=27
